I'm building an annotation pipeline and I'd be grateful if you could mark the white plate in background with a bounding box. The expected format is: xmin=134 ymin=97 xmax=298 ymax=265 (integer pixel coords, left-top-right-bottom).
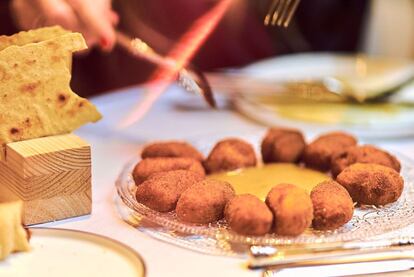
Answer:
xmin=230 ymin=53 xmax=414 ymax=138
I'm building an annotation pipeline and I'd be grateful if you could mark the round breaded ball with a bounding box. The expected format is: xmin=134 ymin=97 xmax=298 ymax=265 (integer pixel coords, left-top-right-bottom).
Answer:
xmin=176 ymin=179 xmax=235 ymax=224
xmin=135 ymin=170 xmax=204 ymax=212
xmin=204 ymin=138 xmax=257 ymax=174
xmin=336 ymin=163 xmax=404 ymax=206
xmin=265 ymin=184 xmax=313 ymax=236
xmin=303 ymin=131 xmax=357 ymax=172
xmin=225 ymin=194 xmax=273 ymax=236
xmin=331 ymin=145 xmax=401 ymax=177
xmin=141 ymin=141 xmax=204 ymax=162
xmin=311 ymin=180 xmax=354 ymax=230
xmin=261 ymin=128 xmax=306 ymax=163
xmin=132 ymin=157 xmax=205 ymax=185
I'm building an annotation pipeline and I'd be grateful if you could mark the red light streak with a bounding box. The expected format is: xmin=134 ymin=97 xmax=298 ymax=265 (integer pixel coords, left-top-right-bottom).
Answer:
xmin=119 ymin=0 xmax=233 ymax=128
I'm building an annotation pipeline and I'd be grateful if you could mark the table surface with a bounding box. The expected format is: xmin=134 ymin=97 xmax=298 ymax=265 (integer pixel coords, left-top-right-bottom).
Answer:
xmin=38 ymin=85 xmax=414 ymax=277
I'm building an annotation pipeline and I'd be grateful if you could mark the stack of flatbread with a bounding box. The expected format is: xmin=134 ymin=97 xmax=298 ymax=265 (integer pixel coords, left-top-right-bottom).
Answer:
xmin=0 ymin=26 xmax=101 ymax=150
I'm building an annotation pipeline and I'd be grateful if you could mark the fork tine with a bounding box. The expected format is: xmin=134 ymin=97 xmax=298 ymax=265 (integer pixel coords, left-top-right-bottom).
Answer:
xmin=264 ymin=0 xmax=279 ymax=26
xmin=277 ymin=0 xmax=294 ymax=26
xmin=270 ymin=0 xmax=284 ymax=25
xmin=282 ymin=0 xmax=300 ymax=27
xmin=265 ymin=0 xmax=300 ymax=28
xmin=275 ymin=0 xmax=291 ymax=26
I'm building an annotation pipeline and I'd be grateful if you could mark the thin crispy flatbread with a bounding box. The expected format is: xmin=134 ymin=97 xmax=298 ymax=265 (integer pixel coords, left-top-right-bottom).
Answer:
xmin=0 ymin=26 xmax=72 ymax=51
xmin=0 ymin=28 xmax=102 ymax=149
xmin=0 ymin=201 xmax=30 ymax=260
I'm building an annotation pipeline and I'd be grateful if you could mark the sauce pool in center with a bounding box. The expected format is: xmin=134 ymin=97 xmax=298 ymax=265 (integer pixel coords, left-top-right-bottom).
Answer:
xmin=208 ymin=163 xmax=330 ymax=201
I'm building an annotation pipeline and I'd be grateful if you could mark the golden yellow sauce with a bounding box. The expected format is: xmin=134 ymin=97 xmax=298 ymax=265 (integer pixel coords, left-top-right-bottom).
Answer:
xmin=209 ymin=163 xmax=330 ymax=201
xmin=250 ymin=95 xmax=414 ymax=125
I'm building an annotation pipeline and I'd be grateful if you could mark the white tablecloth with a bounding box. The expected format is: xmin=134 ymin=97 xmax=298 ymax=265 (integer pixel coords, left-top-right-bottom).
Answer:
xmin=39 ymin=85 xmax=414 ymax=277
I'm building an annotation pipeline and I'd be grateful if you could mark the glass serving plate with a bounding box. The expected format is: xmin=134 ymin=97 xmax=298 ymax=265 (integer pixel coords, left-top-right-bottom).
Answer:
xmin=116 ymin=151 xmax=414 ymax=246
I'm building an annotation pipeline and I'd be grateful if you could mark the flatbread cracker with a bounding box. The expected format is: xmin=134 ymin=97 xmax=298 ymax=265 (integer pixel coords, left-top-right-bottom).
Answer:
xmin=0 ymin=26 xmax=71 ymax=52
xmin=0 ymin=29 xmax=102 ymax=149
xmin=0 ymin=201 xmax=30 ymax=260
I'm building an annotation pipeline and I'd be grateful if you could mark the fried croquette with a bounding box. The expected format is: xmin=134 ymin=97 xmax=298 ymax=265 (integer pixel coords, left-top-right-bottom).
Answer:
xmin=225 ymin=194 xmax=273 ymax=236
xmin=204 ymin=138 xmax=257 ymax=174
xmin=310 ymin=180 xmax=354 ymax=230
xmin=261 ymin=128 xmax=306 ymax=163
xmin=303 ymin=132 xmax=357 ymax=172
xmin=331 ymin=145 xmax=401 ymax=177
xmin=141 ymin=141 xmax=204 ymax=162
xmin=132 ymin=157 xmax=205 ymax=185
xmin=265 ymin=184 xmax=313 ymax=236
xmin=135 ymin=170 xmax=204 ymax=212
xmin=336 ymin=163 xmax=404 ymax=206
xmin=176 ymin=179 xmax=235 ymax=224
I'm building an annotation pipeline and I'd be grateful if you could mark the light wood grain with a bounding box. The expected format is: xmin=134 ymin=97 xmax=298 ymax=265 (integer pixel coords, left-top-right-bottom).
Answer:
xmin=0 ymin=134 xmax=92 ymax=225
xmin=24 ymin=191 xmax=91 ymax=225
xmin=5 ymin=134 xmax=90 ymax=178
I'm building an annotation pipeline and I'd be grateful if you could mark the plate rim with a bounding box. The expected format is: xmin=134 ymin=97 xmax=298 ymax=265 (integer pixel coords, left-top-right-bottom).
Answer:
xmin=28 ymin=227 xmax=146 ymax=277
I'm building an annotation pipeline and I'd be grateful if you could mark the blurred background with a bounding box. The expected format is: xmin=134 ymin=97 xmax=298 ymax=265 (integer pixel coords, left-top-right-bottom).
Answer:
xmin=2 ymin=0 xmax=414 ymax=138
xmin=2 ymin=0 xmax=414 ymax=96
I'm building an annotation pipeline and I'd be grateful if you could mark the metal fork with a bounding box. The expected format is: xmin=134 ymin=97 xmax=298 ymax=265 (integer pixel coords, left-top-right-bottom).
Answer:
xmin=264 ymin=0 xmax=301 ymax=27
xmin=261 ymin=250 xmax=414 ymax=276
xmin=116 ymin=31 xmax=216 ymax=108
xmin=248 ymin=236 xmax=414 ymax=270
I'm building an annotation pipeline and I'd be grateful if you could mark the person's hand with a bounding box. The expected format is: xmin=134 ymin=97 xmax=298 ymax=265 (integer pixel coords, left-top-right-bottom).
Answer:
xmin=11 ymin=0 xmax=118 ymax=51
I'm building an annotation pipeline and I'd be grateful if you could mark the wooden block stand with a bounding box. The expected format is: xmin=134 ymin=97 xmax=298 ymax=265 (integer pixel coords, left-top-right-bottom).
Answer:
xmin=0 ymin=134 xmax=92 ymax=225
